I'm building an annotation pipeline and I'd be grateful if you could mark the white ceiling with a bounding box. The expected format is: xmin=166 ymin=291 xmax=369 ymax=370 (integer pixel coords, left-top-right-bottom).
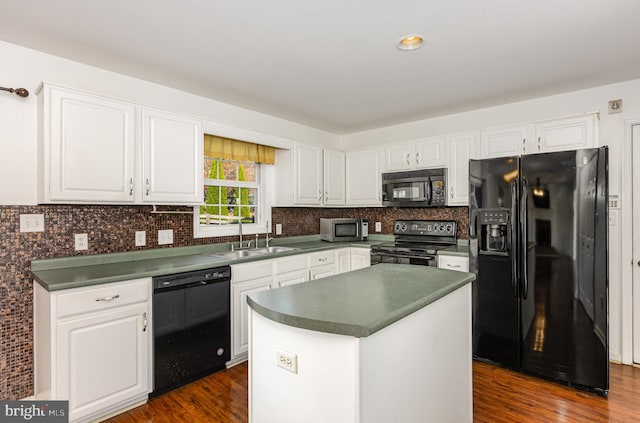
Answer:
xmin=1 ymin=0 xmax=639 ymax=134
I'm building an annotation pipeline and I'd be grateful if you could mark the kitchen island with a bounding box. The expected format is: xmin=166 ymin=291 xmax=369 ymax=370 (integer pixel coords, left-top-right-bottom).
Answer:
xmin=247 ymin=264 xmax=475 ymax=423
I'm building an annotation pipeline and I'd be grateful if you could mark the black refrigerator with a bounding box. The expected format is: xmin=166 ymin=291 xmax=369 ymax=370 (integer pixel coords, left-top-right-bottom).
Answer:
xmin=469 ymin=147 xmax=609 ymax=396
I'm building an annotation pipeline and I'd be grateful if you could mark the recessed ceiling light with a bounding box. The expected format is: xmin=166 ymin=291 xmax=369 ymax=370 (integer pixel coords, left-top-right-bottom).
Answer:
xmin=397 ymin=34 xmax=425 ymax=51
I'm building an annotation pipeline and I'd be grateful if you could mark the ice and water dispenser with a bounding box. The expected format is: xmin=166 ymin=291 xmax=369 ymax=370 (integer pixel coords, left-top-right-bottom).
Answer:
xmin=479 ymin=209 xmax=510 ymax=253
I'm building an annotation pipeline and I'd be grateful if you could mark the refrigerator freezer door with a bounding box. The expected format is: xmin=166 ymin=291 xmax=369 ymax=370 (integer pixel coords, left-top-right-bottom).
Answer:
xmin=518 ymin=148 xmax=608 ymax=394
xmin=469 ymin=156 xmax=520 ymax=369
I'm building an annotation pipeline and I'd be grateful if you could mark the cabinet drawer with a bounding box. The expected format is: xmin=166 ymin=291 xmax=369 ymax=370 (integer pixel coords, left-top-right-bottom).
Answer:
xmin=438 ymin=255 xmax=469 ymax=272
xmin=307 ymin=251 xmax=335 ymax=268
xmin=56 ymin=278 xmax=150 ymax=319
xmin=275 ymin=254 xmax=307 ymax=275
xmin=231 ymin=260 xmax=274 ymax=283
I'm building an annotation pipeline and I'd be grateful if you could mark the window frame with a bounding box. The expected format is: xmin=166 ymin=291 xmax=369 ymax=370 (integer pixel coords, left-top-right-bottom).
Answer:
xmin=193 ymin=159 xmax=272 ymax=239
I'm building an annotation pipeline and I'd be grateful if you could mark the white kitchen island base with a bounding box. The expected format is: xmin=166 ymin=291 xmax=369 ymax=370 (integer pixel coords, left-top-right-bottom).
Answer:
xmin=248 ymin=283 xmax=472 ymax=423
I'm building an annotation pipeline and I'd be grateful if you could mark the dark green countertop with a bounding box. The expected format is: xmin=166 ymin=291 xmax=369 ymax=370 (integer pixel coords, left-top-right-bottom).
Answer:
xmin=247 ymin=264 xmax=475 ymax=338
xmin=438 ymin=240 xmax=469 ymax=257
xmin=31 ymin=235 xmax=391 ymax=291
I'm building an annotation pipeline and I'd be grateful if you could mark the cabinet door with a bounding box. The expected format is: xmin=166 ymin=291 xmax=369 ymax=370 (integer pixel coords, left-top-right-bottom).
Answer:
xmin=346 ymin=149 xmax=382 ymax=205
xmin=57 ymin=303 xmax=149 ymax=422
xmin=384 ymin=143 xmax=415 ymax=171
xmin=447 ymin=133 xmax=477 ymax=206
xmin=534 ymin=115 xmax=595 ymax=154
xmin=232 ymin=277 xmax=272 ymax=358
xmin=323 ymin=148 xmax=346 ymax=206
xmin=336 ymin=248 xmax=351 ymax=274
xmin=350 ymin=248 xmax=371 ymax=271
xmin=275 ymin=270 xmax=309 ymax=287
xmin=45 ymin=86 xmax=136 ymax=203
xmin=437 ymin=255 xmax=469 ymax=272
xmin=479 ymin=126 xmax=528 ymax=158
xmin=294 ymin=144 xmax=323 ymax=205
xmin=141 ymin=108 xmax=202 ymax=204
xmin=416 ymin=136 xmax=447 ymax=168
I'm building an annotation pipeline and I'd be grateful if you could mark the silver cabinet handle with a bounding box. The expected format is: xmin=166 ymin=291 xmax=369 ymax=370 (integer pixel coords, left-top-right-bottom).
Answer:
xmin=142 ymin=312 xmax=147 ymax=332
xmin=145 ymin=178 xmax=150 ymax=196
xmin=325 ymin=191 xmax=328 ymax=202
xmin=318 ymin=190 xmax=322 ymax=201
xmin=522 ymin=138 xmax=526 ymax=153
xmin=450 ymin=187 xmax=454 ymax=199
xmin=319 ymin=257 xmax=328 ymax=262
xmin=416 ymin=152 xmax=421 ymax=164
xmin=128 ymin=178 xmax=134 ymax=196
xmin=446 ymin=264 xmax=461 ymax=268
xmin=406 ymin=152 xmax=410 ymax=165
xmin=96 ymin=294 xmax=120 ymax=302
xmin=537 ymin=136 xmax=541 ymax=151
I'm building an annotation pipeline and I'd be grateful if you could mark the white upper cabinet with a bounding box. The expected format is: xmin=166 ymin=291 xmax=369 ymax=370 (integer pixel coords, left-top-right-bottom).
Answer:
xmin=323 ymin=148 xmax=346 ymax=206
xmin=346 ymin=148 xmax=382 ymax=206
xmin=293 ymin=143 xmax=324 ymax=205
xmin=415 ymin=136 xmax=447 ymax=168
xmin=446 ymin=132 xmax=477 ymax=206
xmin=38 ymin=83 xmax=203 ymax=205
xmin=141 ymin=108 xmax=202 ymax=204
xmin=274 ymin=144 xmax=347 ymax=207
xmin=39 ymin=85 xmax=137 ymax=203
xmin=534 ymin=114 xmax=596 ymax=154
xmin=479 ymin=126 xmax=529 ymax=159
xmin=384 ymin=142 xmax=415 ymax=171
xmin=478 ymin=115 xmax=597 ymax=159
xmin=384 ymin=136 xmax=446 ymax=171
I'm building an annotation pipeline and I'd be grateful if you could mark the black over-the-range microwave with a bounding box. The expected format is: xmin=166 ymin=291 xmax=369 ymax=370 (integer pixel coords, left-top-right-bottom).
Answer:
xmin=381 ymin=168 xmax=447 ymax=207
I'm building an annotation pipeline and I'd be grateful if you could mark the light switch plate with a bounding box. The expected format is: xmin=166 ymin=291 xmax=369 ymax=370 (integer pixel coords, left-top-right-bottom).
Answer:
xmin=20 ymin=214 xmax=45 ymax=232
xmin=375 ymin=222 xmax=382 ymax=232
xmin=135 ymin=231 xmax=146 ymax=246
xmin=158 ymin=229 xmax=173 ymax=245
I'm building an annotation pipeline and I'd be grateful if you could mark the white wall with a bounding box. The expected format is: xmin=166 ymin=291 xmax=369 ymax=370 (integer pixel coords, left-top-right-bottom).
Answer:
xmin=341 ymin=80 xmax=640 ymax=362
xmin=0 ymin=41 xmax=339 ymax=205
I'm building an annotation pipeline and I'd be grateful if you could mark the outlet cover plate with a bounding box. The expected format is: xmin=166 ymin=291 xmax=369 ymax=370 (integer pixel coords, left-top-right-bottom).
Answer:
xmin=375 ymin=222 xmax=382 ymax=232
xmin=275 ymin=223 xmax=283 ymax=235
xmin=276 ymin=349 xmax=298 ymax=374
xmin=75 ymin=233 xmax=88 ymax=251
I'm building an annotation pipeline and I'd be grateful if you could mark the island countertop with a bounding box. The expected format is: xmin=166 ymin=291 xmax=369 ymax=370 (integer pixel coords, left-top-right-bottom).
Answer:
xmin=247 ymin=264 xmax=475 ymax=338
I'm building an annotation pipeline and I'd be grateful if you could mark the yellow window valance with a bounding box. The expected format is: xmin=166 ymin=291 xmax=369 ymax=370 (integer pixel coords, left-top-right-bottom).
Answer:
xmin=204 ymin=134 xmax=275 ymax=164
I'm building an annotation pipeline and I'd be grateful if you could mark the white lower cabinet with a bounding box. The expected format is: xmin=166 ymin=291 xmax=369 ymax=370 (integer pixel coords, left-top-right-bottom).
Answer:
xmin=232 ymin=276 xmax=273 ymax=358
xmin=437 ymin=255 xmax=469 ymax=272
xmin=309 ymin=263 xmax=336 ymax=280
xmin=274 ymin=254 xmax=309 ymax=287
xmin=34 ymin=278 xmax=151 ymax=423
xmin=336 ymin=248 xmax=351 ymax=273
xmin=351 ymin=247 xmax=372 ymax=270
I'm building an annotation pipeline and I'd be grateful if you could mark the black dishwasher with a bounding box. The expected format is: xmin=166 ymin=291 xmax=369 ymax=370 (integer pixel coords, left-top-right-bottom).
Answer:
xmin=152 ymin=266 xmax=231 ymax=396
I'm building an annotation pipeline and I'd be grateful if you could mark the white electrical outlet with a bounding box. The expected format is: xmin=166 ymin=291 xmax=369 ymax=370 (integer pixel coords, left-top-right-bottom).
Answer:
xmin=75 ymin=233 xmax=88 ymax=251
xmin=20 ymin=214 xmax=45 ymax=233
xmin=135 ymin=231 xmax=146 ymax=246
xmin=375 ymin=221 xmax=382 ymax=232
xmin=158 ymin=229 xmax=173 ymax=245
xmin=275 ymin=223 xmax=283 ymax=235
xmin=276 ymin=349 xmax=298 ymax=374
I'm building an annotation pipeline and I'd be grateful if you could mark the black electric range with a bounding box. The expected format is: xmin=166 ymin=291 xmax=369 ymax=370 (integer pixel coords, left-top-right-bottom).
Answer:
xmin=370 ymin=220 xmax=457 ymax=267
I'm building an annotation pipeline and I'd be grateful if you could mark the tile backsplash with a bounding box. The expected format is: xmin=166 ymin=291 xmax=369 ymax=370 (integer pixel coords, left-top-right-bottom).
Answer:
xmin=271 ymin=206 xmax=469 ymax=240
xmin=1 ymin=204 xmax=467 ymax=400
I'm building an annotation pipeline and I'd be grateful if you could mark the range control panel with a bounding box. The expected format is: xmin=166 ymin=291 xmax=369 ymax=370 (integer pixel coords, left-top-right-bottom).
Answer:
xmin=393 ymin=220 xmax=457 ymax=237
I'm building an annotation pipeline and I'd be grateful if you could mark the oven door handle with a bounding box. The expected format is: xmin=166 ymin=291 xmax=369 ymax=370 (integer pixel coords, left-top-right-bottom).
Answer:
xmin=371 ymin=251 xmax=436 ymax=260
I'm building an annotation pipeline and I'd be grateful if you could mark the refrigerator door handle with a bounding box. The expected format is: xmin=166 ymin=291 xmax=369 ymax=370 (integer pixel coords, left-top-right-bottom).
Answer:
xmin=511 ymin=180 xmax=518 ymax=298
xmin=521 ymin=177 xmax=529 ymax=300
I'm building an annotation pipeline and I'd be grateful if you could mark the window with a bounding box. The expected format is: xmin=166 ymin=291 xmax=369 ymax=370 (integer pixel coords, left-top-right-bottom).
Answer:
xmin=194 ymin=134 xmax=274 ymax=238
xmin=200 ymin=158 xmax=260 ymax=226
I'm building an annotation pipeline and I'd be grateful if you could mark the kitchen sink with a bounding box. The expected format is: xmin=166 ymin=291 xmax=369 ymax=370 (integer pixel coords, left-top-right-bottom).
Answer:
xmin=211 ymin=246 xmax=299 ymax=260
xmin=251 ymin=246 xmax=299 ymax=254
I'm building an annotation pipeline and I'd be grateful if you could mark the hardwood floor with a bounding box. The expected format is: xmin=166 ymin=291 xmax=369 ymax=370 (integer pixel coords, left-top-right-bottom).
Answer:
xmin=106 ymin=361 xmax=640 ymax=422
